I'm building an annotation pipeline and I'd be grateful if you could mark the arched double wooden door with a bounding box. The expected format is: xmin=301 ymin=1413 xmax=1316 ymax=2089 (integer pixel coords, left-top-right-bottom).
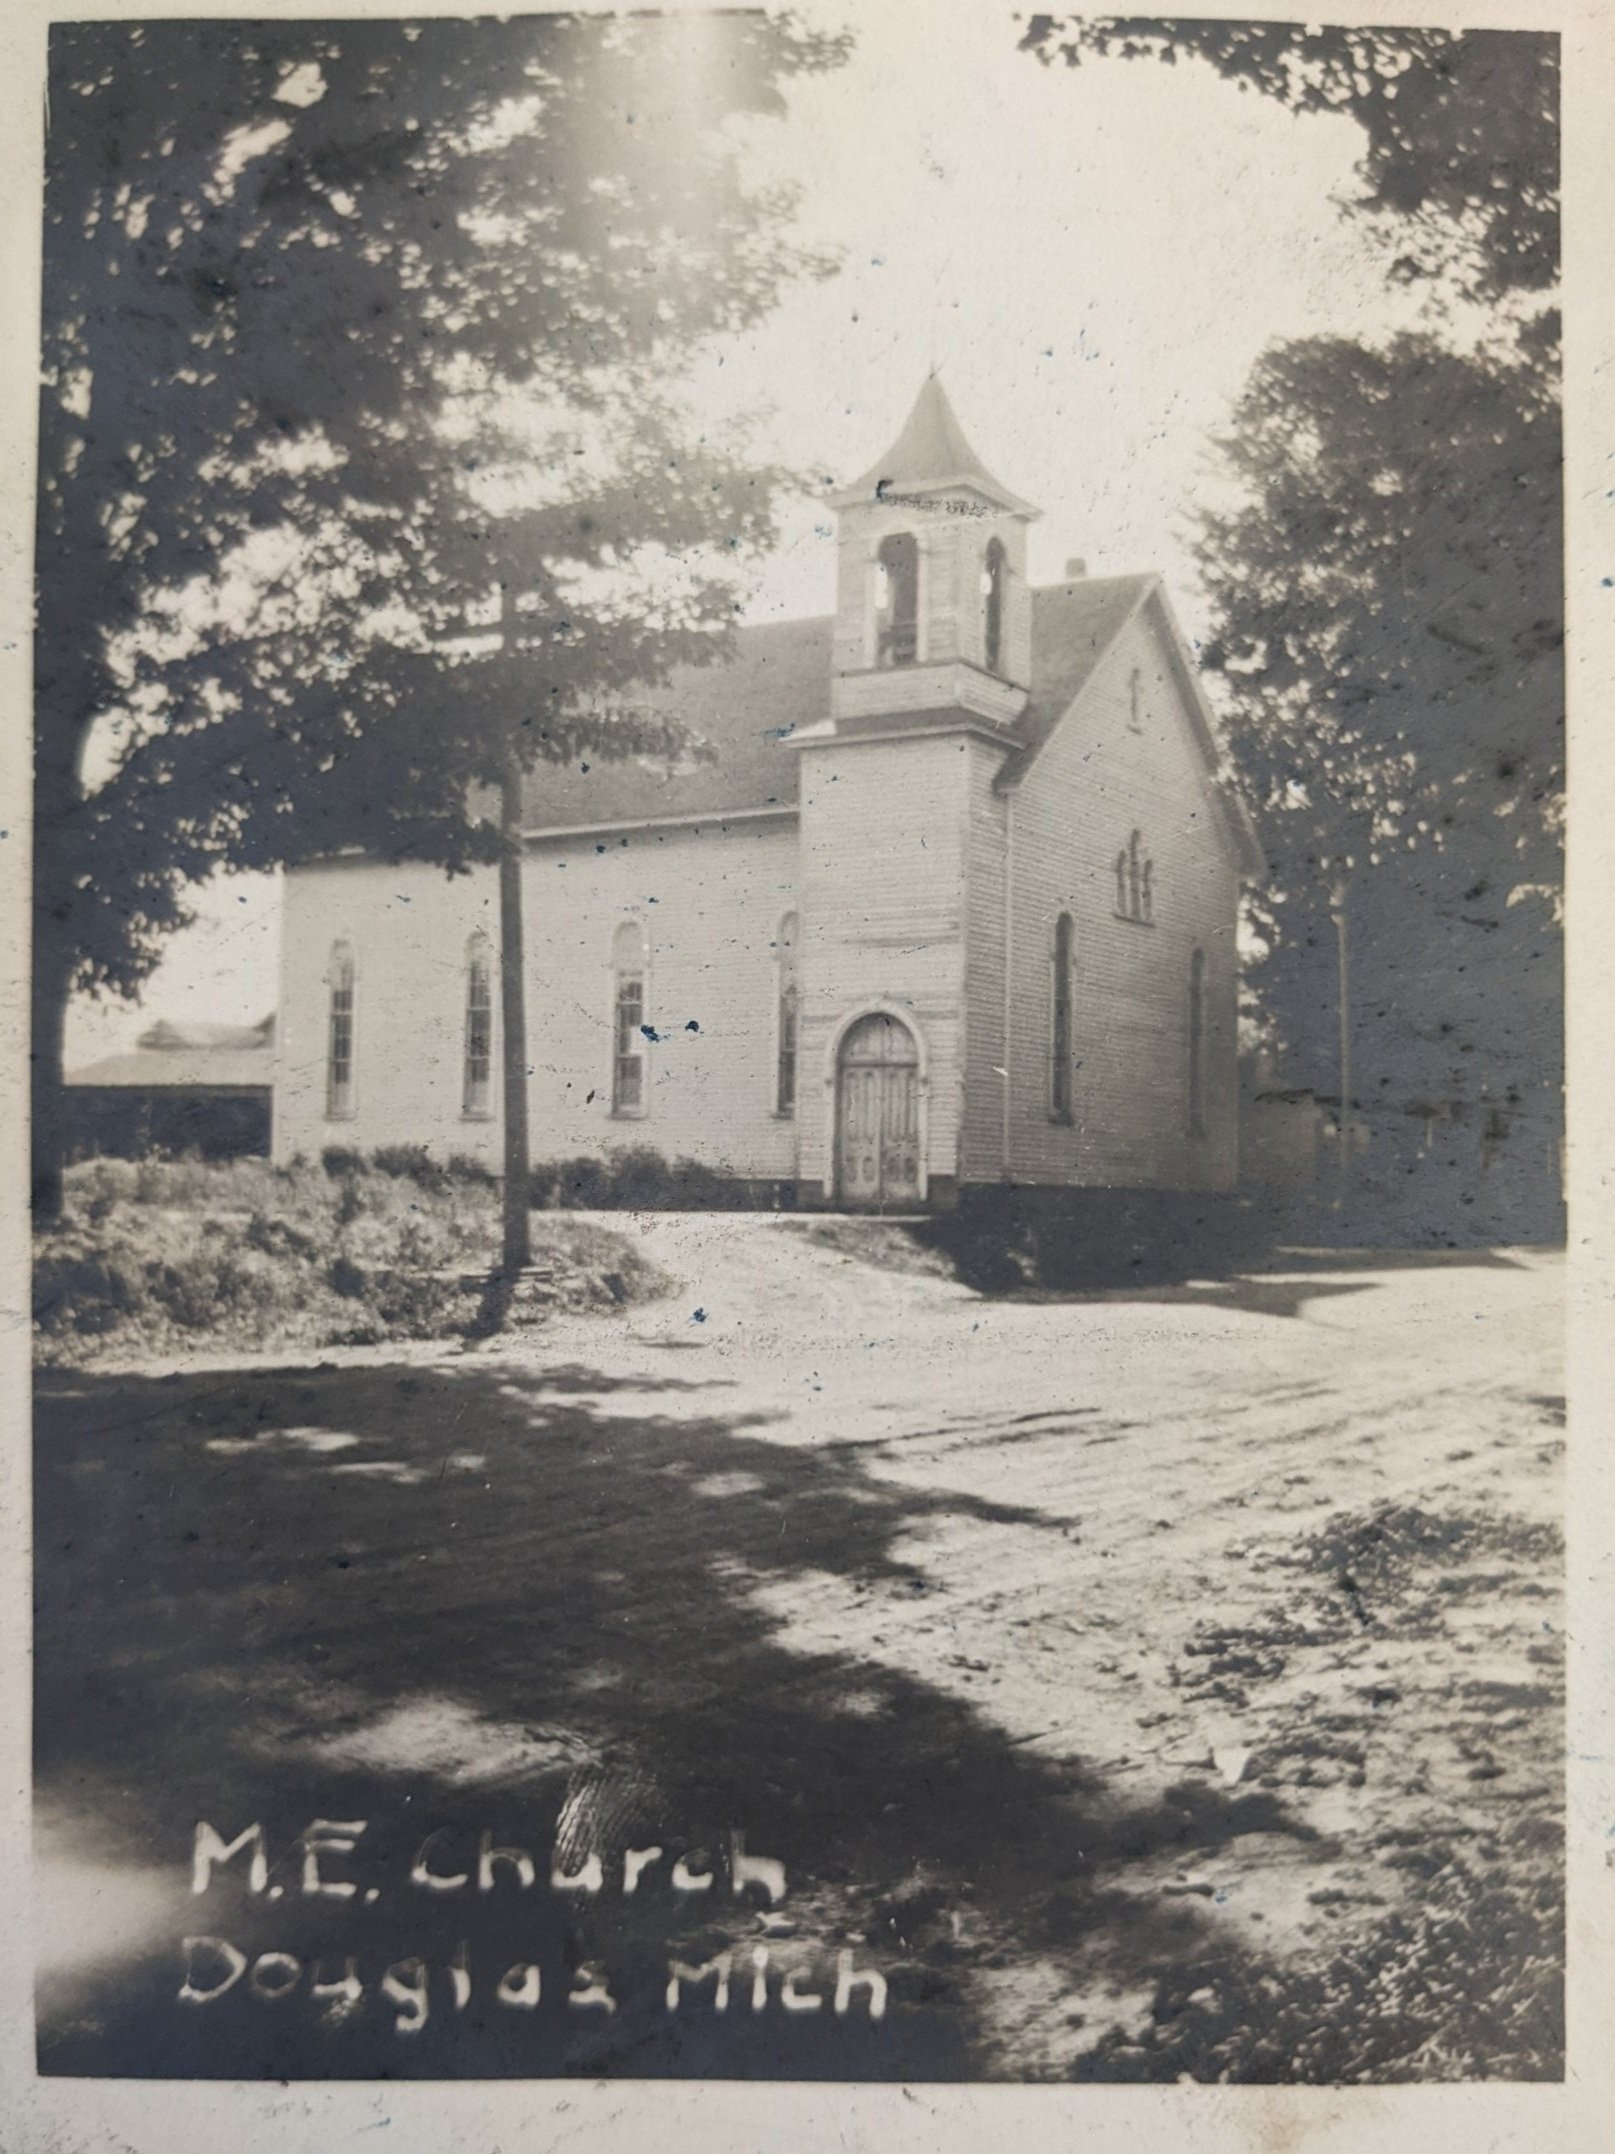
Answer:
xmin=835 ymin=1012 xmax=922 ymax=1208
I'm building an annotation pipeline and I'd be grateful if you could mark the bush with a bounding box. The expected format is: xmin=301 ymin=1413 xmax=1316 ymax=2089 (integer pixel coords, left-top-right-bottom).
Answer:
xmin=531 ymin=1154 xmax=613 ymax=1210
xmin=371 ymin=1143 xmax=452 ymax=1193
xmin=530 ymin=1144 xmax=736 ymax=1211
xmin=327 ymin=1254 xmax=368 ymax=1299
xmin=243 ymin=1212 xmax=312 ymax=1262
xmin=321 ymin=1146 xmax=364 ymax=1178
xmin=609 ymin=1145 xmax=733 ymax=1210
xmin=34 ymin=1244 xmax=148 ymax=1336
xmin=446 ymin=1152 xmax=498 ymax=1186
xmin=36 ymin=1153 xmax=672 ymax=1365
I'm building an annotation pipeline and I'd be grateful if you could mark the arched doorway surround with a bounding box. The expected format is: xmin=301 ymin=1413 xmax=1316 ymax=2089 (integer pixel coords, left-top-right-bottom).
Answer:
xmin=824 ymin=1004 xmax=928 ymax=1208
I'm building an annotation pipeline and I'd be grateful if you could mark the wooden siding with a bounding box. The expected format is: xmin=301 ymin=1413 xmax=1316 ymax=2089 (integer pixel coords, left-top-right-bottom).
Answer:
xmin=274 ymin=857 xmax=503 ymax=1167
xmin=274 ymin=821 xmax=801 ymax=1177
xmin=273 ymin=594 xmax=1243 ymax=1201
xmin=1000 ymin=598 xmax=1241 ymax=1191
xmin=524 ymin=818 xmax=798 ymax=1174
xmin=959 ymin=735 xmax=1011 ymax=1183
xmin=795 ymin=733 xmax=973 ymax=1194
xmin=832 ymin=494 xmax=1031 ymax=698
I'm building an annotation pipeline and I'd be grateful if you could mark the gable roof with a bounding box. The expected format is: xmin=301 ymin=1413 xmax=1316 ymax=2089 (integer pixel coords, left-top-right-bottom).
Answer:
xmin=833 ymin=376 xmax=1038 ymax=516
xmin=68 ymin=1045 xmax=274 ymax=1091
xmin=522 ymin=615 xmax=827 ymax=832
xmin=137 ymin=1015 xmax=275 ymax=1053
xmin=999 ymin=575 xmax=1262 ymax=876
xmin=997 ymin=575 xmax=1160 ymax=787
xmin=517 ymin=574 xmax=1258 ymax=875
xmin=67 ymin=1012 xmax=276 ymax=1091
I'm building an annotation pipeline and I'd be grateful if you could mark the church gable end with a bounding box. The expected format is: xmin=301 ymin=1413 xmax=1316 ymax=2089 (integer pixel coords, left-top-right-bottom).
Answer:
xmin=997 ymin=593 xmax=1246 ymax=1192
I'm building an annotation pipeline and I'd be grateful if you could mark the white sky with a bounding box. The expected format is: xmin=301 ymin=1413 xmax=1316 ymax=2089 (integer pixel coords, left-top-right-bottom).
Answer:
xmin=67 ymin=3 xmax=1428 ymax=1065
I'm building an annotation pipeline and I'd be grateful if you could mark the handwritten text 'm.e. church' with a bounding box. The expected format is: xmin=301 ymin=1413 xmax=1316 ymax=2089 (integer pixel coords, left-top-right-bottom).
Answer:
xmin=193 ymin=1817 xmax=791 ymax=1903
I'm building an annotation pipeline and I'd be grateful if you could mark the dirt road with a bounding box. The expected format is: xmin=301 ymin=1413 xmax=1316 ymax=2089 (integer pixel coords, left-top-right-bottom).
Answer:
xmin=34 ymin=1222 xmax=1563 ymax=2081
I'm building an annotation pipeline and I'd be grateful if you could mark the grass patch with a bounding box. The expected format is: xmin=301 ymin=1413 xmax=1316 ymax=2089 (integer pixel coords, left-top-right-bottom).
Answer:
xmin=1072 ymin=1845 xmax=1561 ymax=2082
xmin=35 ymin=1155 xmax=670 ymax=1367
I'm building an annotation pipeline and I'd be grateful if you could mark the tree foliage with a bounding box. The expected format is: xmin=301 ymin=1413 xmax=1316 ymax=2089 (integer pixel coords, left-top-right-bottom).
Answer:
xmin=1023 ymin=19 xmax=1563 ymax=1229
xmin=1020 ymin=18 xmax=1558 ymax=309
xmin=37 ymin=13 xmax=845 ymax=1001
xmin=1204 ymin=336 xmax=1562 ymax=1134
xmin=1203 ymin=334 xmax=1562 ymax=904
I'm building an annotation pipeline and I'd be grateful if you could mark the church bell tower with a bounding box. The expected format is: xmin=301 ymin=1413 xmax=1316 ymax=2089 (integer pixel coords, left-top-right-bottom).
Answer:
xmin=828 ymin=376 xmax=1039 ymax=730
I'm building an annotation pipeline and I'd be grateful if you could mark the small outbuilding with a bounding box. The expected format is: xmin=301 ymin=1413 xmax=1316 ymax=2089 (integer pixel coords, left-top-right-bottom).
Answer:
xmin=66 ymin=1015 xmax=275 ymax=1160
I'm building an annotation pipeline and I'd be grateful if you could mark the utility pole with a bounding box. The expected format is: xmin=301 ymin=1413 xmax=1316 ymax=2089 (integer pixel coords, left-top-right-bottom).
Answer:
xmin=1331 ymin=874 xmax=1351 ymax=1215
xmin=497 ymin=590 xmax=532 ymax=1278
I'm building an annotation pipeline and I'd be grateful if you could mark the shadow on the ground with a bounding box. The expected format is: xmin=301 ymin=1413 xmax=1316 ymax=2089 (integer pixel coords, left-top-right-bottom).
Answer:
xmin=789 ymin=1202 xmax=1541 ymax=1311
xmin=35 ymin=1353 xmax=1325 ymax=2082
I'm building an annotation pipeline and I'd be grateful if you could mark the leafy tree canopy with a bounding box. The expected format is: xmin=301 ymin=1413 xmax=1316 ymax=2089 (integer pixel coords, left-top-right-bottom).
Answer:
xmin=38 ymin=13 xmax=845 ymax=999
xmin=1204 ymin=333 xmax=1562 ymax=1111
xmin=1020 ymin=18 xmax=1558 ymax=312
xmin=1022 ymin=18 xmax=1562 ymax=1230
xmin=1203 ymin=333 xmax=1561 ymax=904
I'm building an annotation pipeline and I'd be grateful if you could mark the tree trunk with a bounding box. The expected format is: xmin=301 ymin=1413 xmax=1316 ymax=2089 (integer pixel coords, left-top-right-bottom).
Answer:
xmin=498 ymin=757 xmax=531 ymax=1276
xmin=30 ymin=747 xmax=85 ymax=1223
xmin=30 ymin=934 xmax=72 ymax=1222
xmin=1332 ymin=876 xmax=1352 ymax=1215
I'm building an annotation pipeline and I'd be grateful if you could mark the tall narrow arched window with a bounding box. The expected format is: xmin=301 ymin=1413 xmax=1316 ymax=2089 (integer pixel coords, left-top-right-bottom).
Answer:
xmin=612 ymin=918 xmax=648 ymax=1116
xmin=462 ymin=931 xmax=494 ymax=1120
xmin=982 ymin=537 xmax=1007 ymax=674
xmin=1115 ymin=831 xmax=1155 ymax=923
xmin=325 ymin=942 xmax=356 ymax=1120
xmin=875 ymin=531 xmax=919 ymax=667
xmin=1187 ymin=947 xmax=1207 ymax=1139
xmin=774 ymin=912 xmax=799 ymax=1116
xmin=1051 ymin=913 xmax=1075 ymax=1123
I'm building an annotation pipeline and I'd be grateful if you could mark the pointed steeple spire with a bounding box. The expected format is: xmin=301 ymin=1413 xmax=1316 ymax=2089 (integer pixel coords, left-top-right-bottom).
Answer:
xmin=834 ymin=377 xmax=1037 ymax=515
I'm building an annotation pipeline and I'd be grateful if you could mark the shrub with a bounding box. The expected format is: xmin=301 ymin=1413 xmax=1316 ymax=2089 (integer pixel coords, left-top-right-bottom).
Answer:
xmin=152 ymin=1256 xmax=230 ymax=1331
xmin=321 ymin=1146 xmax=364 ymax=1178
xmin=38 ymin=1151 xmax=670 ymax=1365
xmin=445 ymin=1152 xmax=498 ymax=1186
xmin=530 ymin=1146 xmax=737 ymax=1211
xmin=531 ymin=1155 xmax=612 ymax=1210
xmin=34 ymin=1245 xmax=148 ymax=1336
xmin=73 ymin=1159 xmax=137 ymax=1211
xmin=371 ymin=1143 xmax=451 ymax=1193
xmin=609 ymin=1145 xmax=733 ymax=1210
xmin=244 ymin=1211 xmax=319 ymax=1263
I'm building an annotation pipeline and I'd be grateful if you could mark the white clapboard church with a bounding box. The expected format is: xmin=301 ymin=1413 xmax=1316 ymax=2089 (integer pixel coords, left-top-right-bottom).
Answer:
xmin=274 ymin=380 xmax=1259 ymax=1208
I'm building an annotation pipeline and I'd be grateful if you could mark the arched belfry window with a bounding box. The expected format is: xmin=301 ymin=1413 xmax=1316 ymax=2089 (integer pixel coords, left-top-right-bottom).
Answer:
xmin=1051 ymin=913 xmax=1075 ymax=1123
xmin=326 ymin=942 xmax=356 ymax=1120
xmin=612 ymin=918 xmax=648 ymax=1116
xmin=875 ymin=532 xmax=919 ymax=668
xmin=1187 ymin=946 xmax=1207 ymax=1139
xmin=462 ymin=931 xmax=494 ymax=1119
xmin=774 ymin=912 xmax=799 ymax=1116
xmin=982 ymin=538 xmax=1007 ymax=674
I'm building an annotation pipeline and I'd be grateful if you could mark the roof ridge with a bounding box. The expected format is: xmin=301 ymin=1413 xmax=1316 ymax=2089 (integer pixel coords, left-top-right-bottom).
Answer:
xmin=1031 ymin=570 xmax=1158 ymax=593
